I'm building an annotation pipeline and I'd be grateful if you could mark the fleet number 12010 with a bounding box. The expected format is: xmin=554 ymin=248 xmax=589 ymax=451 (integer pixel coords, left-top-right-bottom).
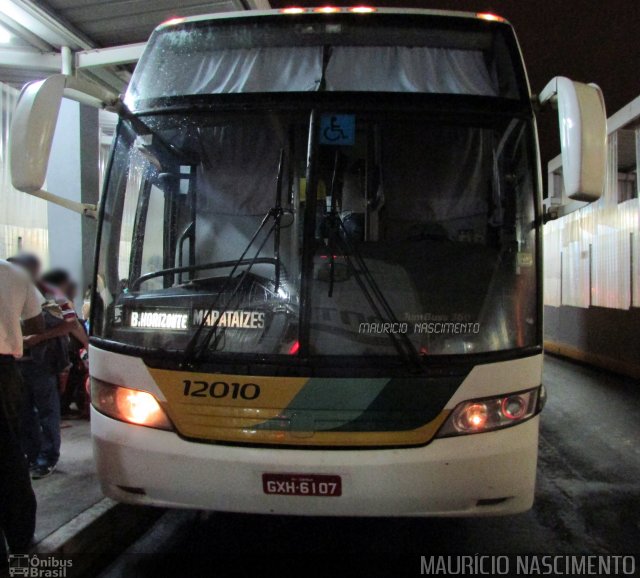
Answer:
xmin=182 ymin=380 xmax=261 ymax=400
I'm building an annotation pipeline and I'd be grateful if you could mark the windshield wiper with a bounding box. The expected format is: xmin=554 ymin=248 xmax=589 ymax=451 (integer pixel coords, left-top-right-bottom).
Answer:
xmin=181 ymin=149 xmax=286 ymax=366
xmin=328 ymin=213 xmax=423 ymax=372
xmin=273 ymin=149 xmax=285 ymax=293
xmin=322 ymin=154 xmax=421 ymax=370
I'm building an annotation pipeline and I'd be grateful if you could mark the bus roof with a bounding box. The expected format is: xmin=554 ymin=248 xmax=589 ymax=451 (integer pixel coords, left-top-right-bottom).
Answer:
xmin=155 ymin=8 xmax=511 ymax=34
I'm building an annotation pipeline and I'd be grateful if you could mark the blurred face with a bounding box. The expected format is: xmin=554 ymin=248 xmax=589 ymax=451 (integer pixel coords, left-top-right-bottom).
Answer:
xmin=26 ymin=262 xmax=41 ymax=281
xmin=65 ymin=281 xmax=78 ymax=301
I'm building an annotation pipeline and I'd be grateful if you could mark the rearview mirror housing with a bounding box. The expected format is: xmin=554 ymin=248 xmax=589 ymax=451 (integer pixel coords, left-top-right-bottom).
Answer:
xmin=539 ymin=77 xmax=607 ymax=204
xmin=10 ymin=75 xmax=66 ymax=194
xmin=9 ymin=74 xmax=119 ymax=218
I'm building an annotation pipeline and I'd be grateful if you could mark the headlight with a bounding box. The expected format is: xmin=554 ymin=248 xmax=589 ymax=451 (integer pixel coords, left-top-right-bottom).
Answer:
xmin=91 ymin=379 xmax=173 ymax=431
xmin=436 ymin=387 xmax=542 ymax=438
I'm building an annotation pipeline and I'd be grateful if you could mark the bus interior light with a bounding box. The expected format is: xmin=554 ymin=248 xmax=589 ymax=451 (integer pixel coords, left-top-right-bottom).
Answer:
xmin=281 ymin=7 xmax=306 ymax=14
xmin=349 ymin=6 xmax=376 ymax=13
xmin=315 ymin=6 xmax=340 ymax=13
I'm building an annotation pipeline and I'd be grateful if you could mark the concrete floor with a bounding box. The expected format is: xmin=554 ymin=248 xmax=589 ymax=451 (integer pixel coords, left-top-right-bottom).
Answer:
xmin=95 ymin=355 xmax=640 ymax=576
xmin=32 ymin=420 xmax=103 ymax=543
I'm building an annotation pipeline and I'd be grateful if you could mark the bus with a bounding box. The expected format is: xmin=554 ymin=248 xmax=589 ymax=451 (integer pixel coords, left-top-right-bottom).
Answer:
xmin=11 ymin=7 xmax=607 ymax=516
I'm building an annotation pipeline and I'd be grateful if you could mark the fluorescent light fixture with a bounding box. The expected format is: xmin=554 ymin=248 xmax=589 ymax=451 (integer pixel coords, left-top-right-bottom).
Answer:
xmin=0 ymin=24 xmax=13 ymax=44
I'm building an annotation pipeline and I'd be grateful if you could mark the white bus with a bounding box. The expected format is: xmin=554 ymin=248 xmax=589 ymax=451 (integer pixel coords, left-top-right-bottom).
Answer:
xmin=11 ymin=7 xmax=606 ymax=516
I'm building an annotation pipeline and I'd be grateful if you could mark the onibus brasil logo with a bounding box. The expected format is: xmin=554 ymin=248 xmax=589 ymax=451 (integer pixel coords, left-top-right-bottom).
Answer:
xmin=8 ymin=554 xmax=72 ymax=577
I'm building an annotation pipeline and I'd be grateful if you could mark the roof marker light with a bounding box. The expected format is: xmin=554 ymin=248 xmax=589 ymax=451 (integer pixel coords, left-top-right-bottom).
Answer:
xmin=349 ymin=6 xmax=376 ymax=13
xmin=281 ymin=7 xmax=305 ymax=14
xmin=477 ymin=13 xmax=506 ymax=23
xmin=162 ymin=17 xmax=185 ymax=26
xmin=315 ymin=6 xmax=340 ymax=13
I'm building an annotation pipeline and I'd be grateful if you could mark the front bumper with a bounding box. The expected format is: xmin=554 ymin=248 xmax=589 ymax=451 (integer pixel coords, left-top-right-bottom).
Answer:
xmin=92 ymin=409 xmax=539 ymax=517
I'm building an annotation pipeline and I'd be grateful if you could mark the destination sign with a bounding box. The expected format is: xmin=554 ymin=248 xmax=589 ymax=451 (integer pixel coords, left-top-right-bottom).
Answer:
xmin=127 ymin=308 xmax=265 ymax=330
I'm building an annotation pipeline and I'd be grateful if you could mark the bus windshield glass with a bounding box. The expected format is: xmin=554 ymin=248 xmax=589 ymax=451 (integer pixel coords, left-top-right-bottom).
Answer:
xmin=95 ymin=109 xmax=538 ymax=359
xmin=125 ymin=15 xmax=523 ymax=109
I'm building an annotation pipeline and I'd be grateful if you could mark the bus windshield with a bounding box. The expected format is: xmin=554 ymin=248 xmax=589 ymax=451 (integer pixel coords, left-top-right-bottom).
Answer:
xmin=125 ymin=14 xmax=524 ymax=109
xmin=95 ymin=108 xmax=538 ymax=359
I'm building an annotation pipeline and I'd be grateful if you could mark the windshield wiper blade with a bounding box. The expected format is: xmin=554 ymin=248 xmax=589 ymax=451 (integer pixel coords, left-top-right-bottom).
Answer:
xmin=323 ymin=152 xmax=421 ymax=371
xmin=327 ymin=213 xmax=423 ymax=372
xmin=181 ymin=149 xmax=286 ymax=367
xmin=180 ymin=214 xmax=277 ymax=366
xmin=273 ymin=149 xmax=285 ymax=293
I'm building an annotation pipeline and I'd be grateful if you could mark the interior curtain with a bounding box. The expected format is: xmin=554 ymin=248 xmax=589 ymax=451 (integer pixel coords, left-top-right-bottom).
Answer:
xmin=131 ymin=46 xmax=324 ymax=99
xmin=130 ymin=45 xmax=498 ymax=100
xmin=0 ymin=82 xmax=49 ymax=263
xmin=325 ymin=46 xmax=498 ymax=95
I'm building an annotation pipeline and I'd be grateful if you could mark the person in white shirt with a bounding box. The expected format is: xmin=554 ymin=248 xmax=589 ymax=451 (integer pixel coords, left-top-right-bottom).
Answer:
xmin=0 ymin=258 xmax=44 ymax=557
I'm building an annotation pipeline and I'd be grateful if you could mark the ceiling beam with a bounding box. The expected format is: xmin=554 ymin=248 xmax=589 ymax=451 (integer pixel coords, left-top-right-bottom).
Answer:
xmin=0 ymin=47 xmax=60 ymax=70
xmin=0 ymin=11 xmax=53 ymax=51
xmin=0 ymin=0 xmax=93 ymax=50
xmin=76 ymin=43 xmax=146 ymax=69
xmin=0 ymin=43 xmax=145 ymax=72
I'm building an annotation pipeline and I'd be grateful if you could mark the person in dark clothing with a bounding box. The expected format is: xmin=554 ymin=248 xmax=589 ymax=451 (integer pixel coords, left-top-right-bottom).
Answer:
xmin=41 ymin=269 xmax=90 ymax=418
xmin=0 ymin=258 xmax=44 ymax=560
xmin=8 ymin=255 xmax=85 ymax=479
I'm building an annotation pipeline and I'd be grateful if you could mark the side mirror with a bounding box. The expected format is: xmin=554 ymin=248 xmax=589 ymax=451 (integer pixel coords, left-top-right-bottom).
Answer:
xmin=11 ymin=75 xmax=65 ymax=196
xmin=10 ymin=74 xmax=118 ymax=218
xmin=539 ymin=76 xmax=607 ymax=204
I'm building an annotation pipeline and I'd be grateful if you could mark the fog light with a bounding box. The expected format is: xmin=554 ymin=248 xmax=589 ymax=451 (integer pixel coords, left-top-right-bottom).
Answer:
xmin=92 ymin=379 xmax=173 ymax=431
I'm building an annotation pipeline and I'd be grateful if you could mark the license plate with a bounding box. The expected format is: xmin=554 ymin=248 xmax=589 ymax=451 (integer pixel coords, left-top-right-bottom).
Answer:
xmin=262 ymin=473 xmax=342 ymax=497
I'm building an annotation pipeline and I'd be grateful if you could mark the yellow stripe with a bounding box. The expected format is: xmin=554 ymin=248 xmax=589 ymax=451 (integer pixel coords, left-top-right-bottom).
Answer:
xmin=176 ymin=410 xmax=451 ymax=447
xmin=148 ymin=368 xmax=449 ymax=447
xmin=149 ymin=368 xmax=309 ymax=431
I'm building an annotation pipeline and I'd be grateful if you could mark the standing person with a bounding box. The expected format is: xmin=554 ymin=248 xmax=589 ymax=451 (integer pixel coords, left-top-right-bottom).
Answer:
xmin=8 ymin=255 xmax=81 ymax=479
xmin=0 ymin=258 xmax=44 ymax=559
xmin=41 ymin=269 xmax=89 ymax=417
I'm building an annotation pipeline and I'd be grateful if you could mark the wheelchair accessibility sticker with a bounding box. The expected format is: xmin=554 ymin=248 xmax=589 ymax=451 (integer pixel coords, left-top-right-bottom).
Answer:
xmin=320 ymin=114 xmax=355 ymax=145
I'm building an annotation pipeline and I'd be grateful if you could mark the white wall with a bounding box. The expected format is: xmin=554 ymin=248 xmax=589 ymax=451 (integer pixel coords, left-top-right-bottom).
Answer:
xmin=47 ymin=98 xmax=83 ymax=312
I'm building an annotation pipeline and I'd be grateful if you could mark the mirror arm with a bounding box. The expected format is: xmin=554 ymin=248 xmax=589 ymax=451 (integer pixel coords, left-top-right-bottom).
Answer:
xmin=64 ymin=76 xmax=119 ymax=109
xmin=26 ymin=189 xmax=97 ymax=219
xmin=537 ymin=77 xmax=560 ymax=109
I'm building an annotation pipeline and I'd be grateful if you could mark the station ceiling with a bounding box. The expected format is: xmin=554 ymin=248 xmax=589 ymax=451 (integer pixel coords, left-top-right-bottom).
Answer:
xmin=0 ymin=0 xmax=637 ymax=168
xmin=39 ymin=0 xmax=245 ymax=46
xmin=0 ymin=0 xmax=267 ymax=91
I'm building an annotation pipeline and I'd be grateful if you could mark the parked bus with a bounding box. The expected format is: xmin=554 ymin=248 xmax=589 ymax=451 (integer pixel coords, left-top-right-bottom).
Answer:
xmin=11 ymin=8 xmax=606 ymax=516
